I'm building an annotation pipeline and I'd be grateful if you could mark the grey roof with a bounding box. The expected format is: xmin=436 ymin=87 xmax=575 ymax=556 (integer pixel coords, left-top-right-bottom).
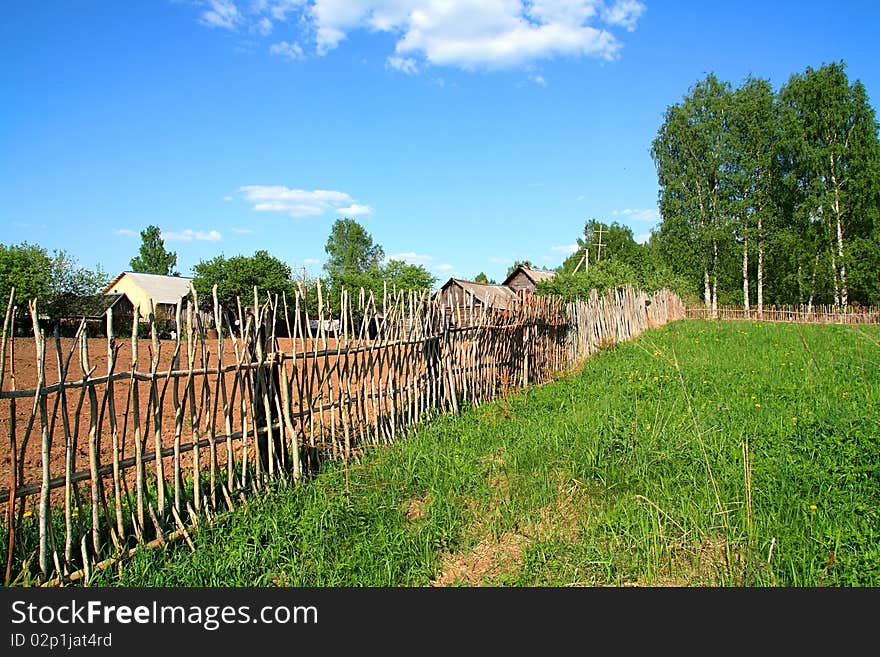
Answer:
xmin=441 ymin=278 xmax=521 ymax=310
xmin=103 ymin=271 xmax=194 ymax=305
xmin=502 ymin=265 xmax=557 ymax=286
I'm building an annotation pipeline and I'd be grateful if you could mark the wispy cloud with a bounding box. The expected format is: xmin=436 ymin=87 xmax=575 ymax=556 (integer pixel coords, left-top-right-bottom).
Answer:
xmin=612 ymin=207 xmax=660 ymax=223
xmin=114 ymin=228 xmax=138 ymax=237
xmin=387 ymin=252 xmax=434 ymax=266
xmin=239 ymin=185 xmax=372 ymax=218
xmin=199 ymin=0 xmax=241 ymax=30
xmin=387 ymin=55 xmax=419 ymax=75
xmin=231 ymin=227 xmax=253 ymax=234
xmin=602 ymin=0 xmax=647 ymax=31
xmin=551 ymin=243 xmax=579 ymax=255
xmin=269 ymin=40 xmax=304 ymax=60
xmin=162 ymin=229 xmax=223 ymax=242
xmin=191 ymin=1 xmax=646 ymax=71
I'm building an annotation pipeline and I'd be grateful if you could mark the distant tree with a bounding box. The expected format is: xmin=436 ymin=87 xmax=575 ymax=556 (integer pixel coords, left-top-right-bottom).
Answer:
xmin=130 ymin=225 xmax=178 ymax=276
xmin=779 ymin=61 xmax=880 ymax=307
xmin=651 ymin=73 xmax=733 ymax=315
xmin=47 ymin=251 xmax=110 ymax=318
xmin=381 ymin=259 xmax=436 ymax=293
xmin=323 ymin=218 xmax=384 ymax=280
xmin=474 ymin=272 xmax=495 ymax=284
xmin=506 ymin=260 xmax=533 ymax=278
xmin=192 ymin=250 xmax=295 ymax=310
xmin=560 ymin=220 xmax=645 ymax=274
xmin=0 ymin=242 xmax=53 ymax=307
xmin=0 ymin=241 xmax=109 ymax=321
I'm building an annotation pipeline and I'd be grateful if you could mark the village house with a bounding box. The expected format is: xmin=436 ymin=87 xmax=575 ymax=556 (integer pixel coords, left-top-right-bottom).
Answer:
xmin=434 ymin=277 xmax=521 ymax=313
xmin=102 ymin=271 xmax=194 ymax=321
xmin=501 ymin=264 xmax=557 ymax=297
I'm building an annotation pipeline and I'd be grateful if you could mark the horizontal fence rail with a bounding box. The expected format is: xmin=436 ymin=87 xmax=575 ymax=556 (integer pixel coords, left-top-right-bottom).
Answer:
xmin=685 ymin=304 xmax=880 ymax=324
xmin=0 ymin=284 xmax=685 ymax=585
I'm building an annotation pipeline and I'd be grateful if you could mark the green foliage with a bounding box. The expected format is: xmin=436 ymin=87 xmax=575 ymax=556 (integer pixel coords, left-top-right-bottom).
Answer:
xmin=192 ymin=249 xmax=296 ymax=310
xmin=129 ymin=225 xmax=178 ymax=276
xmin=323 ymin=218 xmax=384 ymax=280
xmin=538 ymin=261 xmax=640 ymax=300
xmin=0 ymin=241 xmax=109 ymax=321
xmin=650 ymin=62 xmax=880 ymax=308
xmin=381 ymin=259 xmax=437 ymax=293
xmin=322 ymin=219 xmax=435 ymax=314
xmin=474 ymin=272 xmax=495 ymax=284
xmin=0 ymin=241 xmax=53 ymax=305
xmin=506 ymin=260 xmax=533 ymax=278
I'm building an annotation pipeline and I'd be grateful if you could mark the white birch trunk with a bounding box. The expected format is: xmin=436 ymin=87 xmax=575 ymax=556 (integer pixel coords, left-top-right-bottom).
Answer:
xmin=742 ymin=236 xmax=750 ymax=315
xmin=757 ymin=214 xmax=764 ymax=319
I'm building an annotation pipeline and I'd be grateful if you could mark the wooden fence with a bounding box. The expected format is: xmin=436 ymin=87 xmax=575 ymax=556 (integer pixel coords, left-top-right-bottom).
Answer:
xmin=0 ymin=284 xmax=684 ymax=585
xmin=685 ymin=304 xmax=880 ymax=324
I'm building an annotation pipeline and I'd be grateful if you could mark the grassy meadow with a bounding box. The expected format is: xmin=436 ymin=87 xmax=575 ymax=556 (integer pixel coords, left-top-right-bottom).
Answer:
xmin=81 ymin=319 xmax=880 ymax=586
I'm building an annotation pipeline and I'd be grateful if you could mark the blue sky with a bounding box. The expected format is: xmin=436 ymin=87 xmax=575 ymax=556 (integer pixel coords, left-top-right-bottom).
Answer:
xmin=2 ymin=1 xmax=879 ymax=287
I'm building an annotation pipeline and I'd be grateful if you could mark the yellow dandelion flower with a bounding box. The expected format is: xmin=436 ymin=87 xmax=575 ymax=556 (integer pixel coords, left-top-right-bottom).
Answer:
xmin=23 ymin=510 xmax=33 ymax=518
xmin=792 ymin=417 xmax=798 ymax=422
xmin=755 ymin=403 xmax=762 ymax=408
xmin=751 ymin=395 xmax=757 ymax=400
xmin=809 ymin=504 xmax=817 ymax=512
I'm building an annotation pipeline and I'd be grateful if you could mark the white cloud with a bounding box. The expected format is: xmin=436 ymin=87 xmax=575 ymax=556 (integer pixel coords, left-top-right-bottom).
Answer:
xmin=387 ymin=252 xmax=434 ymax=266
xmin=231 ymin=227 xmax=253 ymax=234
xmin=114 ymin=229 xmax=137 ymax=237
xmin=223 ymin=195 xmax=234 ymax=201
xmin=239 ymin=185 xmax=371 ymax=218
xmin=635 ymin=232 xmax=651 ymax=244
xmin=528 ymin=72 xmax=547 ymax=86
xmin=162 ymin=229 xmax=224 ymax=242
xmin=270 ymin=40 xmax=304 ymax=60
xmin=192 ymin=1 xmax=645 ymax=71
xmin=335 ymin=203 xmax=373 ymax=217
xmin=199 ymin=0 xmax=242 ymax=29
xmin=387 ymin=55 xmax=419 ymax=75
xmin=434 ymin=263 xmax=454 ymax=272
xmin=552 ymin=243 xmax=579 ymax=254
xmin=601 ymin=0 xmax=646 ymax=32
xmin=304 ymin=258 xmax=321 ymax=265
xmin=256 ymin=16 xmax=274 ymax=35
xmin=612 ymin=207 xmax=660 ymax=223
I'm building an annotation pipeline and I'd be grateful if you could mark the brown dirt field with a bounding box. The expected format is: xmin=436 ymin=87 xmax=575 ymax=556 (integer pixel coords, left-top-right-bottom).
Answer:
xmin=1 ymin=335 xmax=438 ymax=505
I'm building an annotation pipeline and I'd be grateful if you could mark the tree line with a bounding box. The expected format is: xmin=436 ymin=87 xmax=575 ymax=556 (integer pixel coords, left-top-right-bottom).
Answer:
xmin=0 ymin=219 xmax=436 ymax=327
xmin=537 ymin=61 xmax=879 ymax=310
xmin=651 ymin=61 xmax=880 ymax=311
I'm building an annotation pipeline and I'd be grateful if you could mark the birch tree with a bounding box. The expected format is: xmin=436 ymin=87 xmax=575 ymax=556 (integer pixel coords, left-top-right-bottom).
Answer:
xmin=780 ymin=62 xmax=880 ymax=307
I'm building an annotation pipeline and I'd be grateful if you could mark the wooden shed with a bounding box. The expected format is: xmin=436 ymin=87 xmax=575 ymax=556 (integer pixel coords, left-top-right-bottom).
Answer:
xmin=435 ymin=278 xmax=521 ymax=314
xmin=501 ymin=265 xmax=557 ymax=297
xmin=102 ymin=271 xmax=194 ymax=321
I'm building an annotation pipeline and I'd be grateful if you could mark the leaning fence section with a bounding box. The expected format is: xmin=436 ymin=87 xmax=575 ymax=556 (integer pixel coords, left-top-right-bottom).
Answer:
xmin=0 ymin=284 xmax=683 ymax=585
xmin=685 ymin=304 xmax=880 ymax=324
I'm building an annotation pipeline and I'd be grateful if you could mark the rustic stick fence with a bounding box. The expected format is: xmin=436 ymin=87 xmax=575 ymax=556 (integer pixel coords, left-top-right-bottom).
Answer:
xmin=1 ymin=284 xmax=684 ymax=585
xmin=685 ymin=304 xmax=880 ymax=324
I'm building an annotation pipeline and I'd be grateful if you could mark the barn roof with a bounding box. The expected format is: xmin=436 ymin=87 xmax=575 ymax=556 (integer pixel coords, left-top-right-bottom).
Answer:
xmin=502 ymin=265 xmax=557 ymax=287
xmin=439 ymin=278 xmax=521 ymax=310
xmin=103 ymin=271 xmax=194 ymax=305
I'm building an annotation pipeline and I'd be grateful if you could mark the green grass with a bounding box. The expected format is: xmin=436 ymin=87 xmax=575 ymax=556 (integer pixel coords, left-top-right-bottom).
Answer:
xmin=85 ymin=319 xmax=880 ymax=587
